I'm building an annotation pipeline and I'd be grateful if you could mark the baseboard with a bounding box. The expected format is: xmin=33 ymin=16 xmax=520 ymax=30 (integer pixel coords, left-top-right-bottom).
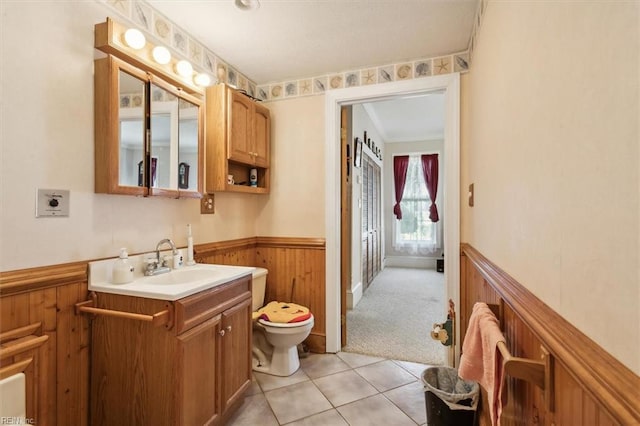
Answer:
xmin=347 ymin=281 xmax=363 ymax=309
xmin=384 ymin=256 xmax=436 ymax=269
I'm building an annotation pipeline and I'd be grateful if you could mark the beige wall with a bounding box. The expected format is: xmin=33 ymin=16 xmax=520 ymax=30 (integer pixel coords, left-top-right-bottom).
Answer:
xmin=464 ymin=1 xmax=639 ymax=373
xmin=255 ymin=95 xmax=325 ymax=237
xmin=4 ymin=0 xmax=637 ymax=375
xmin=0 ymin=2 xmax=258 ymax=271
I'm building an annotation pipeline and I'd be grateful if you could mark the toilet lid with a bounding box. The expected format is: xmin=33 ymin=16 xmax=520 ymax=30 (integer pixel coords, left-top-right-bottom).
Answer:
xmin=254 ymin=301 xmax=311 ymax=324
xmin=258 ymin=314 xmax=314 ymax=328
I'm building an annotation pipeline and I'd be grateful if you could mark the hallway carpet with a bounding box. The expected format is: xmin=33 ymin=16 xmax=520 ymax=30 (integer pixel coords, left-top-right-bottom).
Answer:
xmin=343 ymin=267 xmax=447 ymax=365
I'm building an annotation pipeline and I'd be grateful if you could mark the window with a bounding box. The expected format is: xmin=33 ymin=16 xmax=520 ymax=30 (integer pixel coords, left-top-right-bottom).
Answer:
xmin=393 ymin=154 xmax=440 ymax=254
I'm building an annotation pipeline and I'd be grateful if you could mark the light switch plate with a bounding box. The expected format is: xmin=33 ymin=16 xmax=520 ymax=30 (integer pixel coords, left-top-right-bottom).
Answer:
xmin=36 ymin=189 xmax=70 ymax=217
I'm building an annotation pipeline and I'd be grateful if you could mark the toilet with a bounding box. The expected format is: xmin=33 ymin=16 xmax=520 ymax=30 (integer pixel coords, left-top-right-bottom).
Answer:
xmin=251 ymin=267 xmax=314 ymax=376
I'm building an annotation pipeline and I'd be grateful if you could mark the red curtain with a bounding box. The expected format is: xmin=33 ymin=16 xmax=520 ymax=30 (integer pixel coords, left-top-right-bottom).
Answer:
xmin=421 ymin=154 xmax=439 ymax=222
xmin=393 ymin=155 xmax=409 ymax=219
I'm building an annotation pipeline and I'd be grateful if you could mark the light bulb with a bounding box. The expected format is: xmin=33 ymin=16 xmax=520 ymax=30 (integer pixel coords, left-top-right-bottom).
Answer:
xmin=152 ymin=46 xmax=171 ymax=65
xmin=194 ymin=73 xmax=212 ymax=87
xmin=234 ymin=0 xmax=260 ymax=10
xmin=123 ymin=28 xmax=146 ymax=50
xmin=175 ymin=60 xmax=193 ymax=78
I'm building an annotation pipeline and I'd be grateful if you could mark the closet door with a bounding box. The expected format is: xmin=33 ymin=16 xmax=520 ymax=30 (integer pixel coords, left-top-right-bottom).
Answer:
xmin=361 ymin=158 xmax=370 ymax=291
xmin=361 ymin=155 xmax=382 ymax=292
xmin=372 ymin=164 xmax=380 ymax=277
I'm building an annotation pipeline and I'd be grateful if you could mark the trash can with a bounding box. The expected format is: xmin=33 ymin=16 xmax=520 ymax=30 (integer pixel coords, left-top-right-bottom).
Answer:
xmin=422 ymin=367 xmax=479 ymax=426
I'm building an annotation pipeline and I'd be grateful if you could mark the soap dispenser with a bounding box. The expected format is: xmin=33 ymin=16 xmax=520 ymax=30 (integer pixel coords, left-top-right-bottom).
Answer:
xmin=112 ymin=248 xmax=134 ymax=284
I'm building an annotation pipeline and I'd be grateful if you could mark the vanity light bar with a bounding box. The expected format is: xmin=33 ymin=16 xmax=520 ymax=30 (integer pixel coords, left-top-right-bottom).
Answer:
xmin=95 ymin=17 xmax=205 ymax=95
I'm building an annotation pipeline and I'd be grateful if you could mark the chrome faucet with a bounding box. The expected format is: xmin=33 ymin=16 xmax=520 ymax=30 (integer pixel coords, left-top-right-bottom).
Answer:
xmin=155 ymin=238 xmax=177 ymax=264
xmin=144 ymin=239 xmax=177 ymax=276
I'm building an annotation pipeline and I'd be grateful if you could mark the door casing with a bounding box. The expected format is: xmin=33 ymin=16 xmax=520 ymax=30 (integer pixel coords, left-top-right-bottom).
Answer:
xmin=325 ymin=74 xmax=461 ymax=362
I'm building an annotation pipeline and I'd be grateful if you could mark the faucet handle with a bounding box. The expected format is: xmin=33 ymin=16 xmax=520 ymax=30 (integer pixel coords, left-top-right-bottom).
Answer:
xmin=144 ymin=258 xmax=158 ymax=273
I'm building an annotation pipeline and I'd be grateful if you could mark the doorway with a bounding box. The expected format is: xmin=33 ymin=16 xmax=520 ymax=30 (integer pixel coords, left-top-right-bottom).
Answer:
xmin=325 ymin=74 xmax=461 ymax=362
xmin=343 ymin=95 xmax=448 ymax=364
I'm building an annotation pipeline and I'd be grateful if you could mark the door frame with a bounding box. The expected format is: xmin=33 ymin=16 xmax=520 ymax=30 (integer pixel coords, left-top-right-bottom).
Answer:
xmin=324 ymin=73 xmax=461 ymax=361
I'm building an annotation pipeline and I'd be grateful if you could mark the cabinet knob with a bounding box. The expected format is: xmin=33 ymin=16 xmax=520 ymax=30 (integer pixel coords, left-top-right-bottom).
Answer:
xmin=226 ymin=325 xmax=232 ymax=332
xmin=218 ymin=329 xmax=225 ymax=336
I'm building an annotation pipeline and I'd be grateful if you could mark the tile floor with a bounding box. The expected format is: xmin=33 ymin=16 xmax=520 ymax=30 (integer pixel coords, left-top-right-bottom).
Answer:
xmin=226 ymin=352 xmax=433 ymax=426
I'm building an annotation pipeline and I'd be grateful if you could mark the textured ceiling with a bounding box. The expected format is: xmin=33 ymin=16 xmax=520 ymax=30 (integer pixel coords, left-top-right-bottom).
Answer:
xmin=148 ymin=0 xmax=478 ymax=84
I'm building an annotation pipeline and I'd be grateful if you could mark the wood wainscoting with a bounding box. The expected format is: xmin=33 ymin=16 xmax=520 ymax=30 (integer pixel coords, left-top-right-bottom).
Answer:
xmin=0 ymin=262 xmax=90 ymax=426
xmin=0 ymin=237 xmax=326 ymax=426
xmin=195 ymin=236 xmax=327 ymax=353
xmin=460 ymin=244 xmax=640 ymax=426
xmin=0 ymin=235 xmax=325 ymax=424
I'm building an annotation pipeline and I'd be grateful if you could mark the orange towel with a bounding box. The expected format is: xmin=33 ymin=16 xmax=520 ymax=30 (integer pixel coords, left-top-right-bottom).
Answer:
xmin=252 ymin=301 xmax=312 ymax=323
xmin=458 ymin=302 xmax=505 ymax=426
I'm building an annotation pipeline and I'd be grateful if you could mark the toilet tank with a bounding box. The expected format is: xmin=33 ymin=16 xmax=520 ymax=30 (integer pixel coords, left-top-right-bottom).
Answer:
xmin=251 ymin=267 xmax=268 ymax=311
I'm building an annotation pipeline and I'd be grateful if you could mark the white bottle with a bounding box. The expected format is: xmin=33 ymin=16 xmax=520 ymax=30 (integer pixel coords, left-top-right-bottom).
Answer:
xmin=112 ymin=248 xmax=134 ymax=284
xmin=173 ymin=252 xmax=183 ymax=269
xmin=186 ymin=224 xmax=195 ymax=266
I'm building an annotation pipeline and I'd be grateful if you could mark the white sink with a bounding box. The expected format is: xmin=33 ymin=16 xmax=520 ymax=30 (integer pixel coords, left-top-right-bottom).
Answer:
xmin=141 ymin=267 xmax=228 ymax=286
xmin=88 ymin=257 xmax=254 ymax=301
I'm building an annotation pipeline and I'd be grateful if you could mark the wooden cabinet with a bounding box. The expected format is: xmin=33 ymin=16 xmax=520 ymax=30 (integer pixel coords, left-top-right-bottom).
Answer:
xmin=90 ymin=275 xmax=252 ymax=426
xmin=94 ymin=55 xmax=204 ymax=198
xmin=205 ymin=84 xmax=271 ymax=194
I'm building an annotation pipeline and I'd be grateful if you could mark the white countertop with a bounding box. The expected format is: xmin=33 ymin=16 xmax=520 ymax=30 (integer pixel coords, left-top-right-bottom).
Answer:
xmin=89 ymin=252 xmax=254 ymax=301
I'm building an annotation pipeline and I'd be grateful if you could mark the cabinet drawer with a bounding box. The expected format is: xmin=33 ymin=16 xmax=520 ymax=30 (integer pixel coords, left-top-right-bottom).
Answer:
xmin=174 ymin=275 xmax=251 ymax=334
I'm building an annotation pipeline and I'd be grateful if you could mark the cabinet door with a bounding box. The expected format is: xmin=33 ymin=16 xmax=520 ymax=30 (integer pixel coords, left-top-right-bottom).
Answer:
xmin=177 ymin=315 xmax=221 ymax=426
xmin=253 ymin=103 xmax=270 ymax=167
xmin=220 ymin=298 xmax=252 ymax=414
xmin=95 ymin=56 xmax=148 ymax=196
xmin=227 ymin=90 xmax=254 ymax=165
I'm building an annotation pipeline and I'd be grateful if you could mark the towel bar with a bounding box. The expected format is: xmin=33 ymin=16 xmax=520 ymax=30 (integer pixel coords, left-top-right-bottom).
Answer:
xmin=75 ymin=292 xmax=173 ymax=329
xmin=487 ymin=303 xmax=555 ymax=413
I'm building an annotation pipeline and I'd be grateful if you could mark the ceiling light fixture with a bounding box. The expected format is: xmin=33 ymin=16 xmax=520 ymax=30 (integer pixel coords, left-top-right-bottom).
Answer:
xmin=123 ymin=28 xmax=146 ymax=50
xmin=234 ymin=0 xmax=260 ymax=11
xmin=152 ymin=46 xmax=171 ymax=65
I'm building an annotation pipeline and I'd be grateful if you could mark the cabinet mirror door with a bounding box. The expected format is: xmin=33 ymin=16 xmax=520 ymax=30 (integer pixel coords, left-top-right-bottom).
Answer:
xmin=118 ymin=70 xmax=146 ymax=188
xmin=178 ymin=98 xmax=201 ymax=194
xmin=150 ymin=83 xmax=179 ymax=195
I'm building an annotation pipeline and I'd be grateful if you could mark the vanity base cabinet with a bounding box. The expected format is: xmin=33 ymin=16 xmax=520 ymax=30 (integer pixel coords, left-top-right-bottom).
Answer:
xmin=90 ymin=276 xmax=252 ymax=426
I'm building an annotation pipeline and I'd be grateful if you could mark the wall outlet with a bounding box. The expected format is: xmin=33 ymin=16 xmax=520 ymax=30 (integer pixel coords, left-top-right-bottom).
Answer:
xmin=36 ymin=189 xmax=70 ymax=217
xmin=201 ymin=194 xmax=215 ymax=214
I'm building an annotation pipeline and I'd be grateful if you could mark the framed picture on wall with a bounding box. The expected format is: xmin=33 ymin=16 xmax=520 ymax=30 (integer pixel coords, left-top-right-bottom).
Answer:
xmin=354 ymin=137 xmax=363 ymax=168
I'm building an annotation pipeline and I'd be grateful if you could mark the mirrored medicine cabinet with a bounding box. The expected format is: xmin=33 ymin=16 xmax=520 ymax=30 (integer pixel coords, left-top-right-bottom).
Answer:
xmin=94 ymin=53 xmax=204 ymax=198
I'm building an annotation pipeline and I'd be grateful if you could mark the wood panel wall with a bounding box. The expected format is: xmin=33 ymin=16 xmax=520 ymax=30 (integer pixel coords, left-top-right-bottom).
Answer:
xmin=0 ymin=263 xmax=90 ymax=426
xmin=195 ymin=236 xmax=327 ymax=353
xmin=460 ymin=244 xmax=640 ymax=426
xmin=0 ymin=235 xmax=325 ymax=424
